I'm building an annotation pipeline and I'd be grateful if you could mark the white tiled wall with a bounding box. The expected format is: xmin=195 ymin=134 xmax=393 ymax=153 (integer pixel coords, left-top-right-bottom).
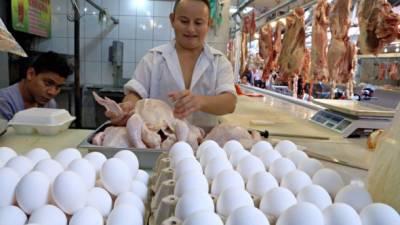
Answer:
xmin=35 ymin=0 xmax=230 ymax=86
xmin=35 ymin=0 xmax=175 ymax=85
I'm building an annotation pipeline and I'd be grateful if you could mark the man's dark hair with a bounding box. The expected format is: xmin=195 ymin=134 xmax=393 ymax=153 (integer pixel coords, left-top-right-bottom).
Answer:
xmin=173 ymin=0 xmax=210 ymax=15
xmin=31 ymin=51 xmax=73 ymax=78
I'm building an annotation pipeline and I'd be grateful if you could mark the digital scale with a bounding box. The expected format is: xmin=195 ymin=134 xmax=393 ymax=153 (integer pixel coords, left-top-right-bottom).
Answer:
xmin=310 ymin=99 xmax=395 ymax=137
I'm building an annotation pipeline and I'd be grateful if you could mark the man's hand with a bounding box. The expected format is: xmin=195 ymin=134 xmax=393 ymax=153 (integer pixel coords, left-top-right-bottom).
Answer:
xmin=105 ymin=101 xmax=135 ymax=126
xmin=168 ymin=90 xmax=204 ymax=119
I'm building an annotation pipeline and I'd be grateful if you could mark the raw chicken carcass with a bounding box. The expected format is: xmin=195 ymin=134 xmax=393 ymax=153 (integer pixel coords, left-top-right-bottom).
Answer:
xmin=358 ymin=0 xmax=400 ymax=55
xmin=310 ymin=0 xmax=330 ymax=82
xmin=92 ymin=92 xmax=204 ymax=150
xmin=205 ymin=124 xmax=261 ymax=149
xmin=92 ymin=126 xmax=131 ymax=148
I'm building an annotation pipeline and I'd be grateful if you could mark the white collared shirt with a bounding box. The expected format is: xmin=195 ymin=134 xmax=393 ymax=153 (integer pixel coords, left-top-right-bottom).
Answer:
xmin=124 ymin=41 xmax=236 ymax=127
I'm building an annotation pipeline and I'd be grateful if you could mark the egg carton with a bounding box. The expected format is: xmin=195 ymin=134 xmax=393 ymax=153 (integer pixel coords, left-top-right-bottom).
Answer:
xmin=0 ymin=147 xmax=154 ymax=225
xmin=145 ymin=139 xmax=400 ymax=225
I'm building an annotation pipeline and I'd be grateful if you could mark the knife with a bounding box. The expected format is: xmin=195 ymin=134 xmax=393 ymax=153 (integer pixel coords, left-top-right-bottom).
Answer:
xmin=257 ymin=130 xmax=330 ymax=140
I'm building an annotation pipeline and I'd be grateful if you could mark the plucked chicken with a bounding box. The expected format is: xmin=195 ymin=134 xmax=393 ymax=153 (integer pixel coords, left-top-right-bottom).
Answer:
xmin=92 ymin=92 xmax=204 ymax=150
xmin=205 ymin=124 xmax=261 ymax=149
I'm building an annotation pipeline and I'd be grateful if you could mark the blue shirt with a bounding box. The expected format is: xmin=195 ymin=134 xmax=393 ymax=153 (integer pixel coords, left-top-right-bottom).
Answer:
xmin=0 ymin=83 xmax=57 ymax=121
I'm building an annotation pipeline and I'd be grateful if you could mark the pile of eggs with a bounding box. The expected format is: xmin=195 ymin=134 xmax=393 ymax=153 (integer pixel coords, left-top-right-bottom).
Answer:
xmin=0 ymin=146 xmax=149 ymax=225
xmin=152 ymin=139 xmax=400 ymax=225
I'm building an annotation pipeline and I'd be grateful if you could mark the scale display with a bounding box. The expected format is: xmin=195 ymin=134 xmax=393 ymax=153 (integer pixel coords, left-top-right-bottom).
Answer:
xmin=310 ymin=99 xmax=394 ymax=138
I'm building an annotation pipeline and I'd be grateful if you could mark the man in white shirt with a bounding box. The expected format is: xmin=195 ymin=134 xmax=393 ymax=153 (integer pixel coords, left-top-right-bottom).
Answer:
xmin=107 ymin=0 xmax=237 ymax=127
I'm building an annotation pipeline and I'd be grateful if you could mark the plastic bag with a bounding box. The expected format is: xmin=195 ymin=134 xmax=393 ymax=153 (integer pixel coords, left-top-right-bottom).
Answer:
xmin=0 ymin=18 xmax=27 ymax=57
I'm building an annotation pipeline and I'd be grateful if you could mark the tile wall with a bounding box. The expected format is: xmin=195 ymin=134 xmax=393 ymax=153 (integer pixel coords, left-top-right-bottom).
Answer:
xmin=33 ymin=0 xmax=230 ymax=86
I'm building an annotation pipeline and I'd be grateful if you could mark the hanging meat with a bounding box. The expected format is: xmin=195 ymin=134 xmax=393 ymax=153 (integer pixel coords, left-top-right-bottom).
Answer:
xmin=301 ymin=48 xmax=311 ymax=88
xmin=271 ymin=21 xmax=284 ymax=71
xmin=240 ymin=16 xmax=251 ymax=75
xmin=378 ymin=64 xmax=387 ymax=80
xmin=310 ymin=0 xmax=330 ymax=82
xmin=259 ymin=23 xmax=274 ymax=81
xmin=388 ymin=63 xmax=399 ymax=80
xmin=277 ymin=8 xmax=306 ymax=84
xmin=327 ymin=0 xmax=355 ymax=98
xmin=358 ymin=0 xmax=400 ymax=55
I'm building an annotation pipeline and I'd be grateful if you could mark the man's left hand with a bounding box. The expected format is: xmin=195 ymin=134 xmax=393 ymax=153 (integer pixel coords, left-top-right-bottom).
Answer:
xmin=168 ymin=90 xmax=203 ymax=119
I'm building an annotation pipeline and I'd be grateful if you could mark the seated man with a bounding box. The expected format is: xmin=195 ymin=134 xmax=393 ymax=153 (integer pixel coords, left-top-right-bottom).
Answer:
xmin=0 ymin=51 xmax=72 ymax=120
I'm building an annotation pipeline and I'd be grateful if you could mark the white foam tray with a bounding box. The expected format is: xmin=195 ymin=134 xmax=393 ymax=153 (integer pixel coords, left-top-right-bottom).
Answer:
xmin=9 ymin=108 xmax=75 ymax=135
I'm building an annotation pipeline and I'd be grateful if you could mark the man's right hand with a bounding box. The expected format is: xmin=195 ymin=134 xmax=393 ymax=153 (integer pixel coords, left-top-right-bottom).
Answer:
xmin=105 ymin=101 xmax=135 ymax=126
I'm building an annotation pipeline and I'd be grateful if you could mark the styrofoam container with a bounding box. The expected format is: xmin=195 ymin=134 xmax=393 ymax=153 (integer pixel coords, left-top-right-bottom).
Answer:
xmin=9 ymin=108 xmax=75 ymax=135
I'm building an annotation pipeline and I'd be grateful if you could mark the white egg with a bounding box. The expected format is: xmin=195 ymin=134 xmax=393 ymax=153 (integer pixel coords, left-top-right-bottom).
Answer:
xmin=16 ymin=171 xmax=51 ymax=214
xmin=84 ymin=151 xmax=107 ymax=178
xmin=276 ymin=202 xmax=324 ymax=225
xmin=174 ymin=157 xmax=203 ymax=181
xmin=175 ymin=191 xmax=215 ymax=221
xmin=197 ymin=140 xmax=220 ymax=159
xmin=100 ymin=158 xmax=131 ymax=195
xmin=114 ymin=192 xmax=145 ymax=216
xmin=237 ymin=155 xmax=265 ymax=181
xmin=287 ymin=150 xmax=309 ymax=167
xmin=135 ymin=169 xmax=150 ymax=185
xmin=298 ymin=158 xmax=323 ymax=177
xmin=33 ymin=158 xmax=64 ymax=183
xmin=86 ymin=187 xmax=112 ymax=217
xmin=171 ymin=152 xmax=196 ymax=169
xmin=130 ymin=180 xmax=148 ymax=202
xmin=360 ymin=203 xmax=400 ymax=225
xmin=205 ymin=158 xmax=233 ymax=182
xmin=114 ymin=150 xmax=139 ymax=178
xmin=0 ymin=146 xmax=17 ymax=163
xmin=5 ymin=156 xmax=34 ymax=177
xmin=281 ymin=170 xmax=312 ymax=195
xmin=223 ymin=140 xmax=244 ymax=157
xmin=334 ymin=184 xmax=373 ymax=213
xmin=226 ymin=206 xmax=270 ymax=225
xmin=52 ymin=171 xmax=87 ymax=214
xmin=0 ymin=205 xmax=27 ymax=225
xmin=107 ymin=204 xmax=143 ymax=225
xmin=0 ymin=167 xmax=20 ymax=206
xmin=211 ymin=169 xmax=245 ymax=197
xmin=29 ymin=204 xmax=67 ymax=225
xmin=246 ymin=171 xmax=278 ymax=197
xmin=297 ymin=184 xmax=332 ymax=210
xmin=169 ymin=141 xmax=194 ymax=158
xmin=269 ymin=157 xmax=296 ymax=182
xmin=69 ymin=206 xmax=103 ymax=225
xmin=259 ymin=187 xmax=297 ymax=217
xmin=199 ymin=147 xmax=227 ymax=169
xmin=67 ymin=158 xmax=96 ymax=189
xmin=312 ymin=168 xmax=345 ymax=198
xmin=182 ymin=211 xmax=224 ymax=225
xmin=260 ymin=148 xmax=282 ymax=169
xmin=54 ymin=148 xmax=82 ymax=168
xmin=323 ymin=203 xmax=362 ymax=225
xmin=229 ymin=149 xmax=251 ymax=168
xmin=251 ymin=140 xmax=274 ymax=158
xmin=25 ymin=148 xmax=51 ymax=165
xmin=216 ymin=186 xmax=254 ymax=218
xmin=175 ymin=171 xmax=209 ymax=197
xmin=274 ymin=140 xmax=297 ymax=157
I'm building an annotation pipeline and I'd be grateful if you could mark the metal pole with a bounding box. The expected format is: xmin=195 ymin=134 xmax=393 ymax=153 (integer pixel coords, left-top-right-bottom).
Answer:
xmin=73 ymin=3 xmax=81 ymax=128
